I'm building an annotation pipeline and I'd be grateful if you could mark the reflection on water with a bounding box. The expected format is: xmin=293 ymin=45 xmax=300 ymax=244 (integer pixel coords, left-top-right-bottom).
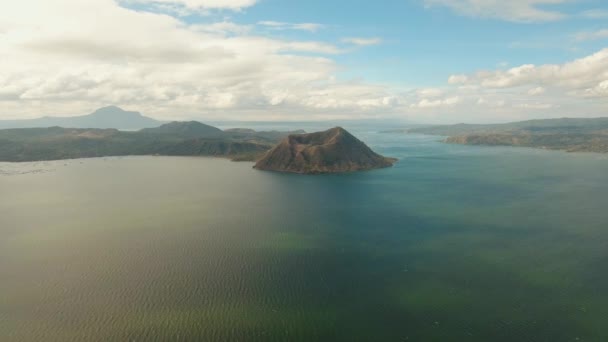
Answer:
xmin=1 ymin=131 xmax=608 ymax=341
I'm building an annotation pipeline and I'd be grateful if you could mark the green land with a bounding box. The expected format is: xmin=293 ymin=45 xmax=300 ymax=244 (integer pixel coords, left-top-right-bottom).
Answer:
xmin=0 ymin=121 xmax=305 ymax=162
xmin=392 ymin=117 xmax=608 ymax=153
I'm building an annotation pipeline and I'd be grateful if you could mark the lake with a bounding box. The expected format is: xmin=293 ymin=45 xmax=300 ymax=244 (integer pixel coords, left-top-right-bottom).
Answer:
xmin=2 ymin=128 xmax=608 ymax=341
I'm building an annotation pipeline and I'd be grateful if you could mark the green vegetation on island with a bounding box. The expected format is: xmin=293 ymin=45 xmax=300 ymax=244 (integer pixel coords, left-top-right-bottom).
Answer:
xmin=0 ymin=107 xmax=397 ymax=172
xmin=0 ymin=123 xmax=301 ymax=162
xmin=396 ymin=117 xmax=608 ymax=153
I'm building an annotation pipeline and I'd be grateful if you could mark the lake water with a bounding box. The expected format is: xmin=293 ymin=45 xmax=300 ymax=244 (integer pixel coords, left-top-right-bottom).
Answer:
xmin=2 ymin=128 xmax=608 ymax=341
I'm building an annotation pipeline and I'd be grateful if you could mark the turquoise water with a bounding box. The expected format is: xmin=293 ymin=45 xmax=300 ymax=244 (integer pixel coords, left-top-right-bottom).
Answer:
xmin=2 ymin=130 xmax=608 ymax=341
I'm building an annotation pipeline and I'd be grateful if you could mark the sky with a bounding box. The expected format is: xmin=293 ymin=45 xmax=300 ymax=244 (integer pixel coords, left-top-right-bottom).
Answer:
xmin=1 ymin=0 xmax=607 ymax=123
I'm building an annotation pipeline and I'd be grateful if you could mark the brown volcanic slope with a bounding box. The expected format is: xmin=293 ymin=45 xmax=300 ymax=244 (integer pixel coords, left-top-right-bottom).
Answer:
xmin=254 ymin=127 xmax=397 ymax=174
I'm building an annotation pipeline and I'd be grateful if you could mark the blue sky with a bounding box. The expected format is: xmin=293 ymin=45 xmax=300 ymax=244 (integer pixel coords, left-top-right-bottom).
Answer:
xmin=204 ymin=0 xmax=608 ymax=85
xmin=2 ymin=0 xmax=608 ymax=122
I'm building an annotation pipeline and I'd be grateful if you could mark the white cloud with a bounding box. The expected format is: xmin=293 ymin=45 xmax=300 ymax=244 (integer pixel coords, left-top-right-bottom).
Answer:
xmin=574 ymin=29 xmax=608 ymax=42
xmin=341 ymin=37 xmax=383 ymax=46
xmin=476 ymin=97 xmax=505 ymax=107
xmin=448 ymin=74 xmax=468 ymax=84
xmin=424 ymin=0 xmax=572 ymax=22
xmin=412 ymin=96 xmax=461 ymax=108
xmin=380 ymin=48 xmax=608 ymax=123
xmin=516 ymin=102 xmax=556 ymax=109
xmin=450 ymin=48 xmax=608 ymax=91
xmin=0 ymin=0 xmax=399 ymax=120
xmin=2 ymin=0 xmax=607 ymax=123
xmin=258 ymin=21 xmax=325 ymax=33
xmin=122 ymin=0 xmax=257 ymax=14
xmin=444 ymin=96 xmax=462 ymax=105
xmin=527 ymin=86 xmax=546 ymax=95
xmin=404 ymin=48 xmax=608 ymax=122
xmin=299 ymin=83 xmax=400 ymax=110
xmin=582 ymin=80 xmax=608 ymax=98
xmin=417 ymin=88 xmax=444 ymax=97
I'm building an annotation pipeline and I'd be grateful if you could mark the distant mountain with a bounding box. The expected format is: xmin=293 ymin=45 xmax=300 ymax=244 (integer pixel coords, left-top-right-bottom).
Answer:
xmin=223 ymin=128 xmax=307 ymax=145
xmin=142 ymin=121 xmax=225 ymax=138
xmin=401 ymin=117 xmax=608 ymax=153
xmin=224 ymin=128 xmax=257 ymax=134
xmin=407 ymin=117 xmax=608 ymax=136
xmin=254 ymin=127 xmax=396 ymax=174
xmin=0 ymin=106 xmax=162 ymax=130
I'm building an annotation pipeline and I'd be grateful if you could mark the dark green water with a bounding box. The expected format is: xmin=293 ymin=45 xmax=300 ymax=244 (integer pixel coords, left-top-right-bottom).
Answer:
xmin=2 ymin=131 xmax=608 ymax=341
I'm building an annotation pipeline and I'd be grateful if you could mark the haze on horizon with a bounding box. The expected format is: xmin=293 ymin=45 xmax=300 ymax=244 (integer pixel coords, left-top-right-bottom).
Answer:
xmin=1 ymin=0 xmax=607 ymax=124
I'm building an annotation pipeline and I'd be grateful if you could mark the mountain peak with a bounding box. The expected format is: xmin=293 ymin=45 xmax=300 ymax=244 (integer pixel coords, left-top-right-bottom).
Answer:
xmin=0 ymin=106 xmax=162 ymax=129
xmin=254 ymin=127 xmax=396 ymax=174
xmin=142 ymin=121 xmax=225 ymax=138
xmin=91 ymin=106 xmax=142 ymax=117
xmin=329 ymin=126 xmax=347 ymax=133
xmin=95 ymin=105 xmax=123 ymax=112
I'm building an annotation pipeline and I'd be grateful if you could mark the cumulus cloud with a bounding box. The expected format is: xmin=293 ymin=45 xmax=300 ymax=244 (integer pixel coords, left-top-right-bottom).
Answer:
xmin=416 ymin=88 xmax=444 ymax=98
xmin=527 ymin=86 xmax=546 ymax=95
xmin=412 ymin=96 xmax=462 ymax=108
xmin=449 ymin=48 xmax=608 ymax=91
xmin=516 ymin=102 xmax=556 ymax=109
xmin=424 ymin=0 xmax=572 ymax=22
xmin=448 ymin=74 xmax=469 ymax=84
xmin=476 ymin=97 xmax=506 ymax=107
xmin=0 ymin=0 xmax=399 ymax=120
xmin=2 ymin=0 xmax=607 ymax=123
xmin=582 ymin=80 xmax=608 ymax=98
xmin=412 ymin=48 xmax=608 ymax=122
xmin=372 ymin=47 xmax=607 ymax=123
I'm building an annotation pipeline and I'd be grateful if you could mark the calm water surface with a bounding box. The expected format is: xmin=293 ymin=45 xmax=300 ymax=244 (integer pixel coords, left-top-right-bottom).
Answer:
xmin=2 ymin=129 xmax=608 ymax=341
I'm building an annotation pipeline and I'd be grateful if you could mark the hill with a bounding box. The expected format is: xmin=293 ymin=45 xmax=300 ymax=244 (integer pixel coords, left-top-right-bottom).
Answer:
xmin=254 ymin=127 xmax=396 ymax=174
xmin=407 ymin=117 xmax=608 ymax=136
xmin=399 ymin=117 xmax=608 ymax=153
xmin=142 ymin=121 xmax=225 ymax=138
xmin=0 ymin=121 xmax=294 ymax=162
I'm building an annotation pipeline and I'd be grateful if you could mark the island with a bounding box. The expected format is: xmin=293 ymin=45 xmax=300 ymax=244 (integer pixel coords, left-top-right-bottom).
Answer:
xmin=0 ymin=107 xmax=396 ymax=172
xmin=253 ymin=127 xmax=397 ymax=174
xmin=395 ymin=117 xmax=608 ymax=153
